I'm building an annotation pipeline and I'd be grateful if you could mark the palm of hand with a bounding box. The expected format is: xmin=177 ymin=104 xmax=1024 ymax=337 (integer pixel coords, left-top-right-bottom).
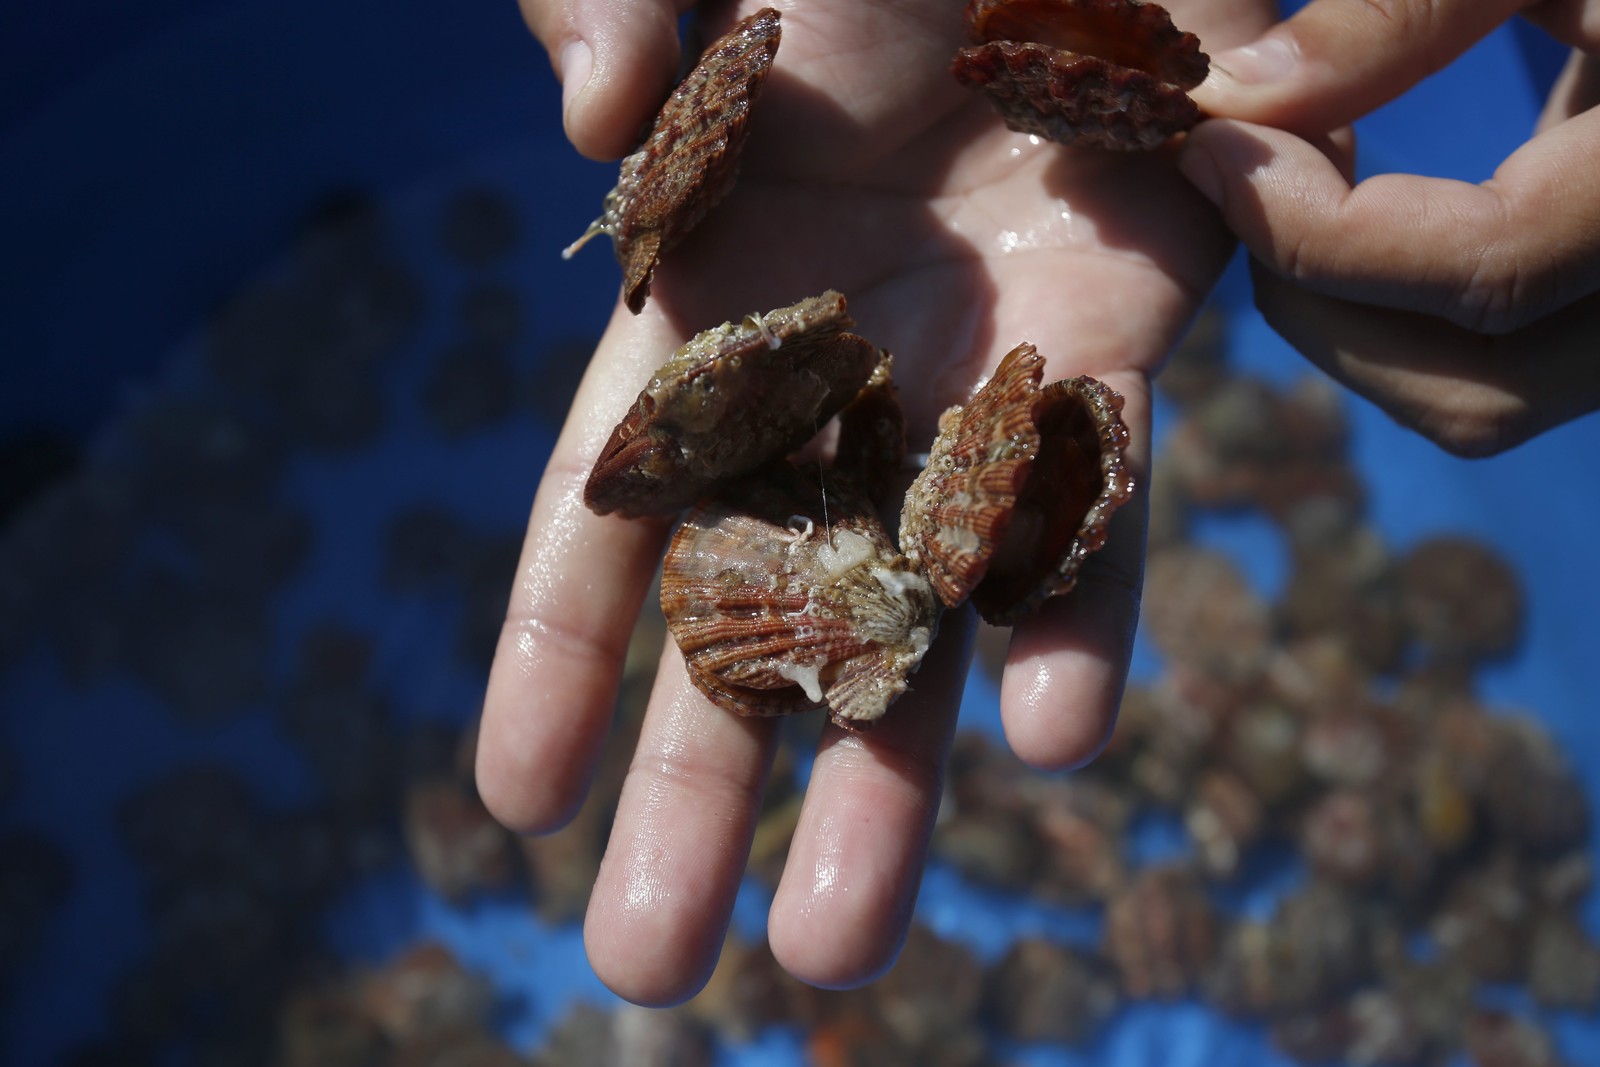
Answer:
xmin=480 ymin=0 xmax=1251 ymax=1006
xmin=654 ymin=3 xmax=1232 ymax=439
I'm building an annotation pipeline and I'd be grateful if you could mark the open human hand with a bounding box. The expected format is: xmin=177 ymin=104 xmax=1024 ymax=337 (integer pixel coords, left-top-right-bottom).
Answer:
xmin=1181 ymin=0 xmax=1600 ymax=456
xmin=477 ymin=0 xmax=1273 ymax=1005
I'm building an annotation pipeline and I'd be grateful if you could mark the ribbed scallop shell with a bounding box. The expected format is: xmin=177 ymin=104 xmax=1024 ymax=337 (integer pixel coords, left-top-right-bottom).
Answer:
xmin=661 ymin=463 xmax=939 ymax=729
xmin=583 ymin=291 xmax=879 ymax=517
xmin=900 ymin=342 xmax=1134 ymax=624
xmin=564 ymin=8 xmax=781 ymax=313
xmin=899 ymin=343 xmax=1044 ymax=610
xmin=952 ymin=0 xmax=1208 ymax=150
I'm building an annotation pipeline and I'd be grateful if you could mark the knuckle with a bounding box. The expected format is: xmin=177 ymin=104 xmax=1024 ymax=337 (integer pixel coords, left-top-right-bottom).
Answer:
xmin=628 ymin=735 xmax=766 ymax=820
xmin=1450 ymin=251 xmax=1537 ymax=335
xmin=1280 ymin=229 xmax=1311 ymax=283
xmin=1410 ymin=386 xmax=1534 ymax=459
xmin=829 ymin=728 xmax=947 ymax=807
xmin=1356 ymin=0 xmax=1434 ymax=36
xmin=1355 ymin=0 xmax=1450 ymax=71
xmin=502 ymin=602 xmax=632 ymax=675
xmin=1357 ymin=0 xmax=1404 ymax=26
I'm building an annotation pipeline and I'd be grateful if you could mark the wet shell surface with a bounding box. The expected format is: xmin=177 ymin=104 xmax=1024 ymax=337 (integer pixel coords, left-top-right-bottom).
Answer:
xmin=900 ymin=342 xmax=1134 ymax=625
xmin=583 ymin=291 xmax=879 ymax=517
xmin=563 ymin=8 xmax=781 ymax=313
xmin=951 ymin=0 xmax=1208 ymax=149
xmin=661 ymin=463 xmax=939 ymax=729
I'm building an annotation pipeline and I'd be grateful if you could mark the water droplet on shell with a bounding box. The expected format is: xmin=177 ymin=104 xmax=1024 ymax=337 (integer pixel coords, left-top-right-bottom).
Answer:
xmin=564 ymin=8 xmax=782 ymax=313
xmin=899 ymin=342 xmax=1133 ymax=624
xmin=951 ymin=0 xmax=1208 ymax=150
xmin=661 ymin=462 xmax=939 ymax=729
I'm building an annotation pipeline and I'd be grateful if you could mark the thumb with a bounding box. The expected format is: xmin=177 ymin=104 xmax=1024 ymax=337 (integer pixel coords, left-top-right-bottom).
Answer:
xmin=519 ymin=0 xmax=693 ymax=160
xmin=1189 ymin=0 xmax=1531 ymax=136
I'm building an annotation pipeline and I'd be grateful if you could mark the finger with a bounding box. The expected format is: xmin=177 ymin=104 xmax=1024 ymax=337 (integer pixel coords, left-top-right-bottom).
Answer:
xmin=767 ymin=610 xmax=975 ymax=988
xmin=584 ymin=650 xmax=777 ymax=1006
xmin=1178 ymin=112 xmax=1600 ymax=333
xmin=1000 ymin=369 xmax=1151 ymax=770
xmin=1190 ymin=0 xmax=1529 ymax=135
xmin=1538 ymin=50 xmax=1600 ymax=134
xmin=1251 ymin=262 xmax=1600 ymax=457
xmin=517 ymin=0 xmax=692 ymax=160
xmin=1522 ymin=1 xmax=1600 ymax=53
xmin=476 ymin=307 xmax=687 ymax=834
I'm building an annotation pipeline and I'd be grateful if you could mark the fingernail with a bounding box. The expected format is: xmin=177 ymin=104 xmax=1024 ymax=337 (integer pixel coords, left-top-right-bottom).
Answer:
xmin=561 ymin=39 xmax=594 ymax=125
xmin=1211 ymin=34 xmax=1298 ymax=86
xmin=1177 ymin=143 xmax=1224 ymax=208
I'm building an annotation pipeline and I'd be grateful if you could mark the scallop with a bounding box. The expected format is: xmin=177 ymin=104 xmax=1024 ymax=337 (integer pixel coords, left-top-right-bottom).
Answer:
xmin=951 ymin=0 xmax=1209 ymax=150
xmin=661 ymin=463 xmax=939 ymax=730
xmin=583 ymin=291 xmax=879 ymax=518
xmin=563 ymin=8 xmax=783 ymax=313
xmin=900 ymin=342 xmax=1134 ymax=624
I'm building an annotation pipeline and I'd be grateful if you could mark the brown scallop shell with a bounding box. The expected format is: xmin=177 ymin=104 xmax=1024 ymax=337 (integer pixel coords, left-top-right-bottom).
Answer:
xmin=899 ymin=342 xmax=1134 ymax=624
xmin=563 ymin=8 xmax=782 ymax=313
xmin=583 ymin=291 xmax=879 ymax=518
xmin=833 ymin=349 xmax=907 ymax=508
xmin=964 ymin=0 xmax=1208 ymax=88
xmin=952 ymin=0 xmax=1208 ymax=150
xmin=661 ymin=463 xmax=940 ymax=729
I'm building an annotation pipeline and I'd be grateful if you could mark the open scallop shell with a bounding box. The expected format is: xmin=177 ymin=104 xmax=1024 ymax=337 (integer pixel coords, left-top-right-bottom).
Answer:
xmin=661 ymin=463 xmax=939 ymax=729
xmin=952 ymin=0 xmax=1208 ymax=150
xmin=583 ymin=291 xmax=879 ymax=518
xmin=900 ymin=342 xmax=1134 ymax=624
xmin=564 ymin=8 xmax=782 ymax=313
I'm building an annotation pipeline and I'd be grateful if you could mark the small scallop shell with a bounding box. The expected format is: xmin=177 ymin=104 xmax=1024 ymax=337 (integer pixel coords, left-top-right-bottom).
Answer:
xmin=584 ymin=291 xmax=880 ymax=517
xmin=899 ymin=342 xmax=1134 ymax=624
xmin=833 ymin=349 xmax=906 ymax=508
xmin=661 ymin=463 xmax=939 ymax=729
xmin=952 ymin=0 xmax=1208 ymax=150
xmin=563 ymin=8 xmax=782 ymax=313
xmin=899 ymin=343 xmax=1044 ymax=610
xmin=963 ymin=0 xmax=1208 ymax=88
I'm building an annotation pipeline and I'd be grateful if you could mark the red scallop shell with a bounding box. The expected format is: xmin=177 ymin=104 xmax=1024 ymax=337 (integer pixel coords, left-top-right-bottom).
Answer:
xmin=661 ymin=463 xmax=940 ymax=729
xmin=952 ymin=0 xmax=1208 ymax=150
xmin=899 ymin=343 xmax=1134 ymax=624
xmin=899 ymin=343 xmax=1044 ymax=610
xmin=564 ymin=8 xmax=782 ymax=313
xmin=964 ymin=0 xmax=1208 ymax=88
xmin=583 ymin=291 xmax=879 ymax=518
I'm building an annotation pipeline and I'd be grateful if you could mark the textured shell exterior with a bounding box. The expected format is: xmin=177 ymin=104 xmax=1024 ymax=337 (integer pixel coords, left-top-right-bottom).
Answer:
xmin=952 ymin=43 xmax=1201 ymax=150
xmin=661 ymin=464 xmax=939 ymax=729
xmin=964 ymin=0 xmax=1208 ymax=88
xmin=973 ymin=372 xmax=1134 ymax=622
xmin=953 ymin=0 xmax=1208 ymax=150
xmin=900 ymin=343 xmax=1134 ymax=624
xmin=584 ymin=291 xmax=880 ymax=517
xmin=899 ymin=343 xmax=1044 ymax=609
xmin=568 ymin=8 xmax=781 ymax=313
